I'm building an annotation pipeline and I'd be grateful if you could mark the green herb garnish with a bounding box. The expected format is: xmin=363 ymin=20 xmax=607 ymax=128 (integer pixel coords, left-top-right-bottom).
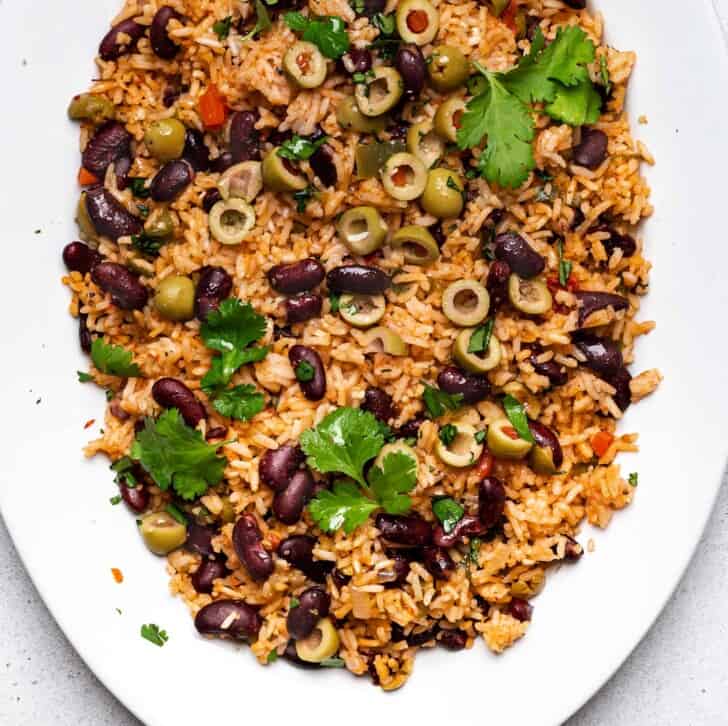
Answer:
xmin=502 ymin=394 xmax=535 ymax=443
xmin=242 ymin=0 xmax=272 ymax=40
xmin=329 ymin=291 xmax=342 ymax=313
xmin=212 ymin=384 xmax=266 ymax=421
xmin=295 ymin=360 xmax=316 ymax=382
xmin=109 ymin=495 xmax=122 ymax=505
xmin=267 ymin=649 xmax=279 ymax=663
xmin=557 ymin=238 xmax=572 ymax=287
xmin=165 ymin=502 xmax=188 ymax=525
xmin=128 ymin=178 xmax=150 ymax=198
xmin=628 ymin=472 xmax=639 ymax=487
xmin=320 ymin=656 xmax=346 ymax=668
xmin=292 ymin=185 xmax=317 ymax=213
xmin=91 ymin=339 xmax=141 ymax=378
xmin=77 ymin=371 xmax=94 ymax=383
xmin=284 ymin=13 xmax=350 ymax=59
xmin=422 ymin=383 xmax=463 ymax=419
xmin=278 ymin=134 xmax=328 ymax=161
xmin=140 ymin=624 xmax=169 ymax=647
xmin=438 ymin=423 xmax=458 ymax=447
xmin=432 ymin=496 xmax=464 ymax=534
xmin=467 ymin=319 xmax=494 ymax=354
xmin=213 ymin=16 xmax=233 ymax=39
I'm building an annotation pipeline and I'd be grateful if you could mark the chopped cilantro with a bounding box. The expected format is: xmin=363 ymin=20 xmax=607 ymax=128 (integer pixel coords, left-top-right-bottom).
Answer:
xmin=557 ymin=238 xmax=572 ymax=287
xmin=211 ymin=384 xmax=266 ymax=421
xmin=372 ymin=13 xmax=395 ymax=35
xmin=295 ymin=360 xmax=316 ymax=382
xmin=309 ymin=480 xmax=378 ymax=533
xmin=292 ymin=185 xmax=317 ymax=213
xmin=212 ymin=16 xmax=233 ymax=39
xmin=140 ymin=623 xmax=168 ymax=647
xmin=422 ymin=383 xmax=463 ymax=419
xmin=111 ymin=456 xmax=137 ymax=488
xmin=438 ymin=423 xmax=458 ymax=447
xmin=242 ymin=0 xmax=272 ymax=41
xmin=432 ymin=496 xmax=464 ymax=534
xmin=467 ymin=319 xmax=494 ymax=354
xmin=91 ymin=338 xmax=141 ymax=378
xmin=128 ymin=178 xmax=150 ymax=199
xmin=599 ymin=53 xmax=612 ymax=96
xmin=329 ymin=291 xmax=341 ymax=313
xmin=474 ymin=430 xmax=486 ymax=444
xmin=289 ymin=597 xmax=300 ymax=608
xmin=267 ymin=649 xmax=279 ymax=663
xmin=284 ymin=13 xmax=350 ymax=59
xmin=131 ymin=232 xmax=165 ymax=258
xmin=77 ymin=371 xmax=94 ymax=383
xmin=277 ymin=134 xmax=328 ymax=161
xmin=502 ymin=394 xmax=535 ymax=444
xmin=109 ymin=494 xmax=122 ymax=505
xmin=465 ymin=537 xmax=481 ymax=566
xmin=165 ymin=502 xmax=188 ymax=525
xmin=628 ymin=472 xmax=639 ymax=487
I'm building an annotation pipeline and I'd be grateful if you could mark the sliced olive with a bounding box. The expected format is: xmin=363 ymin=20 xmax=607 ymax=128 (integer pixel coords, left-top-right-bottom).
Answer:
xmin=390 ymin=225 xmax=439 ymax=265
xmin=336 ymin=96 xmax=389 ymax=133
xmin=283 ymin=41 xmax=328 ymax=89
xmin=362 ymin=326 xmax=408 ymax=356
xmin=218 ymin=161 xmax=263 ymax=202
xmin=154 ymin=275 xmax=195 ymax=321
xmin=427 ymin=45 xmax=469 ymax=92
xmin=406 ymin=121 xmax=444 ymax=169
xmin=208 ymin=199 xmax=255 ymax=245
xmin=528 ymin=421 xmax=563 ymax=475
xmin=508 ymin=274 xmax=553 ymax=315
xmin=144 ymin=118 xmax=186 ymax=162
xmin=453 ymin=328 xmax=501 ymax=373
xmin=355 ymin=141 xmax=406 ymax=179
xmin=67 ymin=93 xmax=115 ymax=123
xmin=435 ymin=422 xmax=483 ymax=468
xmin=396 ymin=0 xmax=439 ymax=46
xmin=490 ymin=0 xmax=511 ymax=16
xmin=76 ymin=193 xmax=98 ymax=241
xmin=295 ymin=617 xmax=340 ymax=663
xmin=381 ymin=152 xmax=427 ymax=201
xmin=262 ymin=148 xmax=308 ymax=192
xmin=434 ymin=97 xmax=466 ymax=143
xmin=139 ymin=511 xmax=187 ymax=555
xmin=337 ymin=206 xmax=388 ymax=255
xmin=442 ymin=280 xmax=490 ymax=327
xmin=487 ymin=417 xmax=533 ymax=459
xmin=374 ymin=441 xmax=419 ymax=476
xmin=339 ymin=293 xmax=386 ymax=328
xmin=144 ymin=209 xmax=175 ymax=241
xmin=421 ymin=168 xmax=464 ymax=218
xmin=355 ymin=67 xmax=404 ymax=117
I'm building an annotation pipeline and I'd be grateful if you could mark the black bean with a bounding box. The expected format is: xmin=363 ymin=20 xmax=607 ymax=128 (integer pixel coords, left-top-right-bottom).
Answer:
xmin=185 ymin=521 xmax=217 ymax=559
xmin=395 ymin=45 xmax=426 ymax=100
xmin=150 ymin=160 xmax=194 ymax=202
xmin=285 ymin=292 xmax=323 ymax=324
xmin=529 ymin=347 xmax=568 ymax=387
xmin=206 ymin=426 xmax=228 ymax=441
xmin=407 ymin=626 xmax=439 ymax=647
xmin=331 ymin=569 xmax=351 ymax=588
xmin=486 ymin=259 xmax=511 ymax=310
xmin=528 ymin=421 xmax=563 ymax=471
xmin=194 ymin=266 xmax=232 ymax=320
xmin=605 ymin=366 xmax=632 ymax=412
xmin=152 ymin=377 xmax=206 ymax=426
xmin=79 ymin=314 xmax=92 ymax=353
xmin=507 ymin=597 xmax=533 ymax=622
xmin=278 ymin=535 xmax=333 ymax=583
xmin=274 ymin=469 xmax=316 ymax=524
xmin=63 ymin=241 xmax=102 ymax=274
xmin=194 ymin=600 xmax=261 ymax=640
xmin=574 ymin=290 xmax=629 ymax=326
xmin=423 ymin=546 xmax=454 ymax=580
xmin=229 ymin=110 xmax=260 ymax=163
xmin=341 ymin=48 xmax=372 ymax=73
xmin=267 ymin=129 xmax=293 ymax=147
xmin=119 ymin=482 xmax=148 ymax=513
xmin=326 ymin=265 xmax=391 ymax=295
xmin=268 ymin=259 xmax=325 ymax=295
xmin=82 ymin=121 xmax=132 ymax=178
xmin=494 ymin=232 xmax=545 ymax=279
xmin=202 ymin=188 xmax=222 ymax=212
xmin=91 ymin=262 xmax=148 ymax=310
xmin=232 ymin=513 xmax=274 ymax=581
xmin=191 ymin=558 xmax=228 ymax=594
xmin=573 ymin=332 xmax=623 ymax=378
xmin=287 ymin=586 xmax=330 ymax=639
xmin=310 ymin=145 xmax=337 ymax=187
xmin=563 ymin=535 xmax=584 ymax=561
xmin=595 ymin=226 xmax=637 ymax=259
xmin=439 ymin=629 xmax=467 ymax=650
xmin=436 ymin=366 xmax=490 ymax=405
xmin=387 ymin=123 xmax=409 ymax=143
xmin=210 ymin=151 xmax=234 ymax=173
xmin=288 ymin=345 xmax=326 ymax=401
xmin=114 ymin=156 xmax=131 ymax=190
xmin=360 ymin=386 xmax=396 ymax=423
xmin=572 ymin=127 xmax=608 ymax=169
xmin=259 ymin=444 xmax=305 ymax=492
xmin=478 ymin=476 xmax=506 ymax=529
xmin=375 ymin=514 xmax=432 ymax=546
xmin=433 ymin=514 xmax=485 ymax=548
xmin=150 ymin=6 xmax=182 ymax=59
xmin=570 ymin=206 xmax=586 ymax=230
xmin=99 ymin=18 xmax=145 ymax=61
xmin=182 ymin=129 xmax=211 ymax=172
xmin=85 ymin=187 xmax=142 ymax=240
xmin=397 ymin=416 xmax=424 ymax=440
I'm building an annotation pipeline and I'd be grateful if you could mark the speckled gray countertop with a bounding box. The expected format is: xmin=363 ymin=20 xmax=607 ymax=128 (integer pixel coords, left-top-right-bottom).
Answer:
xmin=2 ymin=5 xmax=727 ymax=725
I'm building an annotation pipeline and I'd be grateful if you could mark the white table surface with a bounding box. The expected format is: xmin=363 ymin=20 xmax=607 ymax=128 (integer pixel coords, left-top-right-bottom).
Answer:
xmin=3 ymin=4 xmax=728 ymax=725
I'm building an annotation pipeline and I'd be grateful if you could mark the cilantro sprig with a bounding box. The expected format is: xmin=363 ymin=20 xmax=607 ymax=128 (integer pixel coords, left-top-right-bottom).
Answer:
xmin=432 ymin=496 xmax=464 ymax=534
xmin=422 ymin=383 xmax=463 ymax=419
xmin=278 ymin=134 xmax=328 ymax=161
xmin=91 ymin=338 xmax=141 ymax=378
xmin=140 ymin=623 xmax=169 ymax=647
xmin=242 ymin=0 xmax=272 ymax=41
xmin=284 ymin=13 xmax=350 ymax=59
xmin=557 ymin=238 xmax=572 ymax=287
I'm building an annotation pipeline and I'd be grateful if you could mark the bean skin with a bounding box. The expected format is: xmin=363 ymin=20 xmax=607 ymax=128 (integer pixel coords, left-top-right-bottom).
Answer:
xmin=63 ymin=241 xmax=101 ymax=274
xmin=331 ymin=569 xmax=351 ymax=588
xmin=85 ymin=187 xmax=142 ymax=240
xmin=529 ymin=347 xmax=568 ymax=387
xmin=150 ymin=6 xmax=182 ymax=59
xmin=573 ymin=333 xmax=623 ymax=378
xmin=114 ymin=155 xmax=131 ymax=190
xmin=406 ymin=626 xmax=439 ymax=647
xmin=486 ymin=259 xmax=511 ymax=310
xmin=286 ymin=586 xmax=331 ymax=640
xmin=606 ymin=366 xmax=632 ymax=412
xmin=152 ymin=377 xmax=206 ymax=427
xmin=597 ymin=227 xmax=637 ymax=259
xmin=99 ymin=18 xmax=145 ymax=61
xmin=360 ymin=386 xmax=396 ymax=423
xmin=326 ymin=265 xmax=391 ymax=295
xmin=341 ymin=49 xmax=372 ymax=74
xmin=423 ymin=546 xmax=454 ymax=580
xmin=439 ymin=629 xmax=467 ymax=650
xmin=494 ymin=232 xmax=545 ymax=279
xmin=437 ymin=366 xmax=490 ymax=404
xmin=232 ymin=513 xmax=274 ymax=581
xmin=395 ymin=45 xmax=426 ymax=101
xmin=210 ymin=152 xmax=234 ymax=173
xmin=397 ymin=416 xmax=425 ymax=440
xmin=82 ymin=121 xmax=132 ymax=178
xmin=185 ymin=521 xmax=217 ymax=559
xmin=383 ymin=552 xmax=411 ymax=587
xmin=191 ymin=559 xmax=228 ymax=594
xmin=277 ymin=535 xmax=334 ymax=583
xmin=194 ymin=599 xmax=262 ymax=640
xmin=194 ymin=266 xmax=232 ymax=321
xmin=310 ymin=145 xmax=337 ymax=187
xmin=259 ymin=444 xmax=305 ymax=492
xmin=564 ymin=535 xmax=584 ymax=561
xmin=91 ymin=262 xmax=148 ymax=310
xmin=507 ymin=597 xmax=533 ymax=622
xmin=433 ymin=514 xmax=485 ymax=548
xmin=119 ymin=482 xmax=149 ymax=513
xmin=375 ymin=514 xmax=432 ymax=546
xmin=285 ymin=292 xmax=322 ymax=324
xmin=79 ymin=314 xmax=92 ymax=353
xmin=150 ymin=160 xmax=194 ymax=202
xmin=289 ymin=345 xmax=326 ymax=401
xmin=182 ymin=129 xmax=211 ymax=172
xmin=229 ymin=110 xmax=260 ymax=163
xmin=202 ymin=188 xmax=222 ymax=212
xmin=268 ymin=259 xmax=325 ymax=294
xmin=273 ymin=469 xmax=316 ymax=525
xmin=478 ymin=476 xmax=506 ymax=530
xmin=572 ymin=127 xmax=608 ymax=169
xmin=574 ymin=290 xmax=629 ymax=326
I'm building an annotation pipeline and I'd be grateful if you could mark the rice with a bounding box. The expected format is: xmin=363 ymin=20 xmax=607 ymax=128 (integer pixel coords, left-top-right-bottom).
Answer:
xmin=64 ymin=0 xmax=658 ymax=690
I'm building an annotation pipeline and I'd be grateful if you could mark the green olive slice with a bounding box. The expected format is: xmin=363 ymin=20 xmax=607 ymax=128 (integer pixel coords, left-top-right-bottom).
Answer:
xmin=336 ymin=96 xmax=389 ymax=133
xmin=421 ymin=168 xmax=464 ymax=218
xmin=76 ymin=193 xmax=98 ymax=241
xmin=218 ymin=161 xmax=263 ymax=202
xmin=337 ymin=206 xmax=388 ymax=255
xmin=355 ymin=67 xmax=404 ymax=117
xmin=295 ymin=618 xmax=341 ymax=663
xmin=144 ymin=118 xmax=186 ymax=162
xmin=390 ymin=225 xmax=440 ymax=265
xmin=435 ymin=422 xmax=483 ymax=468
xmin=262 ymin=148 xmax=308 ymax=192
xmin=434 ymin=97 xmax=466 ymax=143
xmin=144 ymin=209 xmax=175 ymax=241
xmin=487 ymin=417 xmax=533 ymax=459
xmin=209 ymin=199 xmax=255 ymax=245
xmin=507 ymin=274 xmax=553 ymax=315
xmin=374 ymin=441 xmax=419 ymax=477
xmin=67 ymin=93 xmax=115 ymax=124
xmin=453 ymin=328 xmax=501 ymax=373
xmin=442 ymin=280 xmax=490 ymax=327
xmin=406 ymin=121 xmax=445 ymax=169
xmin=362 ymin=326 xmax=409 ymax=356
xmin=427 ymin=45 xmax=470 ymax=92
xmin=396 ymin=0 xmax=439 ymax=45
xmin=283 ymin=41 xmax=328 ymax=89
xmin=530 ymin=445 xmax=558 ymax=475
xmin=355 ymin=141 xmax=407 ymax=178
xmin=339 ymin=293 xmax=386 ymax=328
xmin=139 ymin=511 xmax=187 ymax=555
xmin=381 ymin=152 xmax=427 ymax=201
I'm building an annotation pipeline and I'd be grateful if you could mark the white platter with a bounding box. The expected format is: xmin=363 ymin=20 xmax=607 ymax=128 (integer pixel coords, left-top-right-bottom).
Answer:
xmin=1 ymin=1 xmax=727 ymax=724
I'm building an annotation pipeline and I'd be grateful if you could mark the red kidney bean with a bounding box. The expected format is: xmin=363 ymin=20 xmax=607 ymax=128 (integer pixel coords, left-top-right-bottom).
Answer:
xmin=574 ymin=290 xmax=629 ymax=326
xmin=268 ymin=259 xmax=325 ymax=294
xmin=331 ymin=569 xmax=350 ymax=588
xmin=150 ymin=160 xmax=194 ymax=202
xmin=570 ymin=206 xmax=586 ymax=230
xmin=528 ymin=421 xmax=563 ymax=470
xmin=274 ymin=469 xmax=316 ymax=525
xmin=395 ymin=45 xmax=426 ymax=100
xmin=232 ymin=513 xmax=274 ymax=581
xmin=182 ymin=129 xmax=211 ymax=172
xmin=360 ymin=386 xmax=396 ymax=423
xmin=433 ymin=514 xmax=485 ymax=548
xmin=397 ymin=416 xmax=425 ymax=440
xmin=564 ymin=535 xmax=584 ymax=561
xmin=355 ymin=0 xmax=385 ymax=15
xmin=79 ymin=314 xmax=92 ymax=353
xmin=439 ymin=629 xmax=467 ymax=650
xmin=202 ymin=188 xmax=222 ymax=212
xmin=437 ymin=366 xmax=490 ymax=404
xmin=82 ymin=122 xmax=132 ymax=178
xmin=573 ymin=333 xmax=623 ymax=378
xmin=210 ymin=151 xmax=234 ymax=174
xmin=63 ymin=241 xmax=102 ymax=274
xmin=606 ymin=366 xmax=632 ymax=411
xmin=285 ymin=292 xmax=322 ymax=324
xmin=119 ymin=482 xmax=148 ymax=513
xmin=375 ymin=514 xmax=432 ymax=546
xmin=289 ymin=345 xmax=326 ymax=401
xmin=479 ymin=476 xmax=506 ymax=529
xmin=99 ymin=18 xmax=145 ymax=61
xmin=529 ymin=346 xmax=568 ymax=387
xmin=326 ymin=265 xmax=391 ymax=294
xmin=206 ymin=426 xmax=227 ymax=440
xmin=85 ymin=187 xmax=142 ymax=240
xmin=494 ymin=232 xmax=545 ymax=279
xmin=194 ymin=600 xmax=261 ymax=640
xmin=185 ymin=521 xmax=217 ymax=559
xmin=114 ymin=156 xmax=132 ymax=190
xmin=278 ymin=535 xmax=333 ymax=583
xmin=310 ymin=145 xmax=337 ymax=187
xmin=229 ymin=110 xmax=260 ymax=163
xmin=91 ymin=262 xmax=148 ymax=310
xmin=341 ymin=48 xmax=372 ymax=73
xmin=259 ymin=444 xmax=305 ymax=492
xmin=109 ymin=398 xmax=130 ymax=421
xmin=194 ymin=266 xmax=233 ymax=320
xmin=423 ymin=546 xmax=454 ymax=580
xmin=406 ymin=625 xmax=439 ymax=647
xmin=163 ymin=77 xmax=183 ymax=107
xmin=150 ymin=6 xmax=182 ymax=59
xmin=486 ymin=259 xmax=511 ymax=310
xmin=381 ymin=552 xmax=411 ymax=587
xmin=191 ymin=558 xmax=228 ymax=594
xmin=507 ymin=597 xmax=533 ymax=622
xmin=287 ymin=586 xmax=330 ymax=640
xmin=572 ymin=127 xmax=608 ymax=169
xmin=387 ymin=123 xmax=409 ymax=143
xmin=563 ymin=0 xmax=586 ymax=7
xmin=152 ymin=377 xmax=206 ymax=427
xmin=595 ymin=226 xmax=637 ymax=259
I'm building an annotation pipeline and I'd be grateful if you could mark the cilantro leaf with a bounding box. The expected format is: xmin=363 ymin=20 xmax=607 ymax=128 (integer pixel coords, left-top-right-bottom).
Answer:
xmin=544 ymin=69 xmax=601 ymax=126
xmin=599 ymin=54 xmax=612 ymax=96
xmin=278 ymin=134 xmax=328 ymax=161
xmin=131 ymin=232 xmax=165 ymax=258
xmin=295 ymin=360 xmax=315 ymax=382
xmin=91 ymin=338 xmax=141 ymax=378
xmin=131 ymin=409 xmax=227 ymax=500
xmin=140 ymin=624 xmax=168 ymax=647
xmin=211 ymin=384 xmax=265 ymax=421
xmin=502 ymin=394 xmax=535 ymax=444
xmin=438 ymin=424 xmax=458 ymax=447
xmin=422 ymin=383 xmax=463 ymax=419
xmin=242 ymin=0 xmax=272 ymax=41
xmin=283 ymin=11 xmax=309 ymax=31
xmin=628 ymin=472 xmax=639 ymax=487
xmin=213 ymin=16 xmax=233 ymax=40
xmin=329 ymin=291 xmax=341 ymax=313
xmin=292 ymin=185 xmax=317 ymax=213
xmin=284 ymin=13 xmax=350 ymax=59
xmin=128 ymin=177 xmax=150 ymax=198
xmin=432 ymin=496 xmax=464 ymax=534
xmin=308 ymin=479 xmax=378 ymax=533
xmin=267 ymin=649 xmax=279 ymax=663
xmin=368 ymin=451 xmax=417 ymax=515
xmin=557 ymin=238 xmax=572 ymax=287
xmin=467 ymin=319 xmax=494 ymax=354
xmin=77 ymin=371 xmax=93 ymax=383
